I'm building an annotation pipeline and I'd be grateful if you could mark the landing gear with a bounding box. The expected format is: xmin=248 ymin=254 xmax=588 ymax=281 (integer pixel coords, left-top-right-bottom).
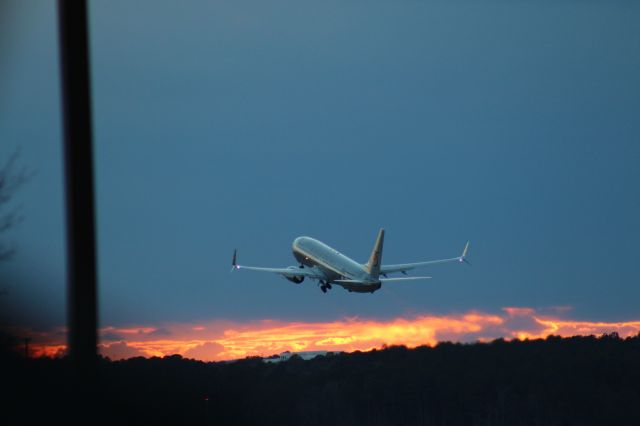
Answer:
xmin=318 ymin=280 xmax=331 ymax=293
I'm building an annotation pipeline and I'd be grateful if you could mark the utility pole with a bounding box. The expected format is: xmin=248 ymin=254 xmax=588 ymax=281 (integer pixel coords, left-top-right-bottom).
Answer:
xmin=57 ymin=0 xmax=98 ymax=372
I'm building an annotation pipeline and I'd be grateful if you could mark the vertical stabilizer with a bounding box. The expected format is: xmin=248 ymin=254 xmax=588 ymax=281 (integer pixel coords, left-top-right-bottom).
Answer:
xmin=364 ymin=228 xmax=385 ymax=279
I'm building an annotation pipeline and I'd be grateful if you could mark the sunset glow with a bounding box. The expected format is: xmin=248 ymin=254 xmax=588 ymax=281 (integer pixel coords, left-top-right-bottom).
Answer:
xmin=25 ymin=307 xmax=640 ymax=361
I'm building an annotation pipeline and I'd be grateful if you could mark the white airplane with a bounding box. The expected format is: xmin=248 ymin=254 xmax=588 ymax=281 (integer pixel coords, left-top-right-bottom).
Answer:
xmin=232 ymin=229 xmax=470 ymax=293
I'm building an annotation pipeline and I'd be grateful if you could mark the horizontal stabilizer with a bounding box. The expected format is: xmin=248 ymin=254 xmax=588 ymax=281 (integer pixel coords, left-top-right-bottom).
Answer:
xmin=333 ymin=279 xmax=376 ymax=284
xmin=332 ymin=276 xmax=431 ymax=284
xmin=380 ymin=276 xmax=431 ymax=282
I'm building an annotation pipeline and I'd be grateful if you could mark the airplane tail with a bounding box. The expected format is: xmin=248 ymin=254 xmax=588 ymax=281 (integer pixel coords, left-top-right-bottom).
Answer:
xmin=364 ymin=228 xmax=384 ymax=279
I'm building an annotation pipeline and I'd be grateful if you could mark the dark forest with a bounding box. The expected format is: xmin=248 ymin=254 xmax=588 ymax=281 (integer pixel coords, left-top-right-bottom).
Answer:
xmin=3 ymin=333 xmax=639 ymax=426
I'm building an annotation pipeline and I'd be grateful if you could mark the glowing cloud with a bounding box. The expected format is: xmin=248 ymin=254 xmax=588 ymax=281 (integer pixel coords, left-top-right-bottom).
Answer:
xmin=22 ymin=307 xmax=640 ymax=361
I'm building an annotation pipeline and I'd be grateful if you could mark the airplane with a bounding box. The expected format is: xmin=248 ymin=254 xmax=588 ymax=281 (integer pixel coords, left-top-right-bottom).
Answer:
xmin=231 ymin=229 xmax=470 ymax=294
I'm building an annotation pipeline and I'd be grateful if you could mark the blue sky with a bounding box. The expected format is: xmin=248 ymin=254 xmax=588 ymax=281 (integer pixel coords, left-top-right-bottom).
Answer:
xmin=1 ymin=0 xmax=639 ymax=332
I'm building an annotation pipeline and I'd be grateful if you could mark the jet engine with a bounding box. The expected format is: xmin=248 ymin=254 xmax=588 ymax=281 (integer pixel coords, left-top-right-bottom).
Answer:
xmin=283 ymin=266 xmax=305 ymax=284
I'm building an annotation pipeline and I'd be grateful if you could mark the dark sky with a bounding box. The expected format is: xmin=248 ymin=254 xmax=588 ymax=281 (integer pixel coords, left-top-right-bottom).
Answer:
xmin=1 ymin=0 xmax=639 ymax=332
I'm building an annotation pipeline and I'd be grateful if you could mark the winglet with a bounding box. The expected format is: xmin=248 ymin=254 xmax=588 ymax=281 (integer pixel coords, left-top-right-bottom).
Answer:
xmin=459 ymin=241 xmax=471 ymax=265
xmin=231 ymin=249 xmax=239 ymax=272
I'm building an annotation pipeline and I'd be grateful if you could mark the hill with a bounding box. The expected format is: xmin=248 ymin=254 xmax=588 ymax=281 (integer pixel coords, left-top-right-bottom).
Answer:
xmin=2 ymin=333 xmax=640 ymax=425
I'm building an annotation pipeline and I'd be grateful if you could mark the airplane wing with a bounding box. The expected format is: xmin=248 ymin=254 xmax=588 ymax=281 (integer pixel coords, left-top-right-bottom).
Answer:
xmin=234 ymin=265 xmax=325 ymax=278
xmin=380 ymin=241 xmax=470 ymax=275
xmin=231 ymin=250 xmax=327 ymax=280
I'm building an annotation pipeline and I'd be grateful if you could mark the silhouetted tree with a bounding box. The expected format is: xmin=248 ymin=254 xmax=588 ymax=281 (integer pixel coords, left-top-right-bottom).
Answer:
xmin=0 ymin=149 xmax=30 ymax=261
xmin=3 ymin=334 xmax=640 ymax=425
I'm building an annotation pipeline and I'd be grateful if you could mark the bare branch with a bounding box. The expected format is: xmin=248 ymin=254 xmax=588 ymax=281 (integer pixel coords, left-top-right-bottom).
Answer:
xmin=0 ymin=210 xmax=22 ymax=234
xmin=0 ymin=148 xmax=30 ymax=261
xmin=0 ymin=244 xmax=14 ymax=261
xmin=0 ymin=149 xmax=32 ymax=206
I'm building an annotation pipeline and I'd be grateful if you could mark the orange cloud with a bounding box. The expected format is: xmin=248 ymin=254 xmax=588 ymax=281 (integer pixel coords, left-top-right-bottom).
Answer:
xmin=19 ymin=308 xmax=640 ymax=362
xmin=101 ymin=341 xmax=146 ymax=359
xmin=30 ymin=344 xmax=66 ymax=358
xmin=183 ymin=341 xmax=225 ymax=361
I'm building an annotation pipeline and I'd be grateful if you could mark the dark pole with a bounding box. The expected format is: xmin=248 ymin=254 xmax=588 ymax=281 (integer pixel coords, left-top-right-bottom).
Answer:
xmin=57 ymin=0 xmax=98 ymax=371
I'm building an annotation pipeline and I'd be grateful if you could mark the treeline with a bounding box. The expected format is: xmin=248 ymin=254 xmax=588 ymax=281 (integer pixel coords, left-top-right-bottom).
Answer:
xmin=2 ymin=333 xmax=640 ymax=425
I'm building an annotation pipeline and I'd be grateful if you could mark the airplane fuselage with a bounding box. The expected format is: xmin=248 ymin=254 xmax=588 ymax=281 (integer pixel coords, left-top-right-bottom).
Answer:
xmin=292 ymin=236 xmax=382 ymax=293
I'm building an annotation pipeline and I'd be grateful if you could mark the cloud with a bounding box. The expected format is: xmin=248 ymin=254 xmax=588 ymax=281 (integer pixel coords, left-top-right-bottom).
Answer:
xmin=21 ymin=307 xmax=640 ymax=362
xmin=101 ymin=326 xmax=157 ymax=335
xmin=30 ymin=344 xmax=66 ymax=358
xmin=183 ymin=341 xmax=225 ymax=361
xmin=102 ymin=332 xmax=125 ymax=342
xmin=148 ymin=327 xmax=172 ymax=337
xmin=100 ymin=341 xmax=146 ymax=360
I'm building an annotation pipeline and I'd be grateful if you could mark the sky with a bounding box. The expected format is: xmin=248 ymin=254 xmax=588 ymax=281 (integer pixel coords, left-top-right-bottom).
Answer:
xmin=1 ymin=0 xmax=639 ymax=360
